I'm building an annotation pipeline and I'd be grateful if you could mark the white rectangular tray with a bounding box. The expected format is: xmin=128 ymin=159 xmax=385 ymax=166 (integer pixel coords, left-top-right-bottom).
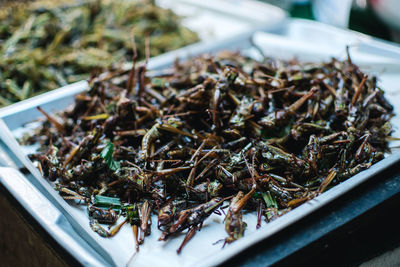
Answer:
xmin=1 ymin=19 xmax=400 ymax=267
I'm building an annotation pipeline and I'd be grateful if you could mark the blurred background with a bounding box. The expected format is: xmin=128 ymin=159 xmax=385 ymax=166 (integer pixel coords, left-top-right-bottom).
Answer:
xmin=263 ymin=0 xmax=400 ymax=43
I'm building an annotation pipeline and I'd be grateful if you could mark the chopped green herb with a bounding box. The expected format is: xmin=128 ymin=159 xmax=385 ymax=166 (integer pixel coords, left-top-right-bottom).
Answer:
xmin=100 ymin=142 xmax=121 ymax=171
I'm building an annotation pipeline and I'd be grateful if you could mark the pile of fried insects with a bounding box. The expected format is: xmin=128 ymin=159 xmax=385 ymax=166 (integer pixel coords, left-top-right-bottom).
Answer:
xmin=0 ymin=0 xmax=198 ymax=106
xmin=24 ymin=49 xmax=394 ymax=254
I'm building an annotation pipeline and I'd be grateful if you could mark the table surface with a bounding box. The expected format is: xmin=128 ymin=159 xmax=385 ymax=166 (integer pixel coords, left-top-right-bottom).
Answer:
xmin=0 ymin=186 xmax=70 ymax=266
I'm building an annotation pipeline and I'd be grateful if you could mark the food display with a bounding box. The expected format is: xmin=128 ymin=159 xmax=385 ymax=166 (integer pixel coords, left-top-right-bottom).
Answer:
xmin=0 ymin=0 xmax=199 ymax=106
xmin=22 ymin=49 xmax=394 ymax=254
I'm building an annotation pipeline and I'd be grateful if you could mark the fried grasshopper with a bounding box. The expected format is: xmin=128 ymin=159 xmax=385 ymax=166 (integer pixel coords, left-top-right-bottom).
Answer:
xmin=24 ymin=49 xmax=395 ymax=254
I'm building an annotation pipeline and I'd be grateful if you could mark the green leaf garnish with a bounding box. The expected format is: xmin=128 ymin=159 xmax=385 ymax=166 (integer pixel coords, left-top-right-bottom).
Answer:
xmin=100 ymin=142 xmax=121 ymax=171
xmin=262 ymin=191 xmax=278 ymax=209
xmin=95 ymin=195 xmax=121 ymax=210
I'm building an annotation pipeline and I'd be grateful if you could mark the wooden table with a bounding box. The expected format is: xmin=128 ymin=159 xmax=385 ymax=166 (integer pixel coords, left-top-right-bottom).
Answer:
xmin=0 ymin=186 xmax=70 ymax=267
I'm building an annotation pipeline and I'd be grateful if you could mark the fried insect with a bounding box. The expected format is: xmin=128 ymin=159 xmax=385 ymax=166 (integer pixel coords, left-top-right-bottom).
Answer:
xmin=224 ymin=186 xmax=256 ymax=245
xmin=159 ymin=197 xmax=225 ymax=254
xmin=24 ymin=50 xmax=394 ymax=255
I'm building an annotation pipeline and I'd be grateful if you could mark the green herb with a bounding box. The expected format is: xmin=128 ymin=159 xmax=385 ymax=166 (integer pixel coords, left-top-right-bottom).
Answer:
xmin=126 ymin=205 xmax=140 ymax=225
xmin=262 ymin=192 xmax=278 ymax=209
xmin=95 ymin=195 xmax=121 ymax=210
xmin=0 ymin=0 xmax=199 ymax=107
xmin=100 ymin=142 xmax=120 ymax=171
